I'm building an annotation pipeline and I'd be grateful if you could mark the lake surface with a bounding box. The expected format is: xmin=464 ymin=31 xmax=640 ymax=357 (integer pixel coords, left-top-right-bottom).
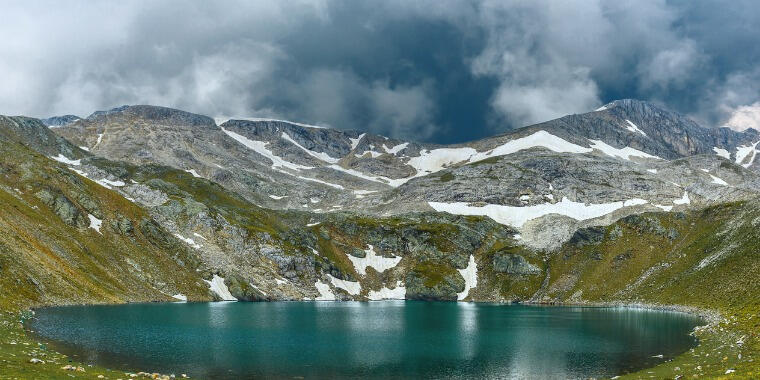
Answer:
xmin=29 ymin=302 xmax=701 ymax=379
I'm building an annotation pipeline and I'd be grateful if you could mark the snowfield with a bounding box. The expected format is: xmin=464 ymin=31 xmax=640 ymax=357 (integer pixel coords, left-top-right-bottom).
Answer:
xmin=368 ymin=282 xmax=407 ymax=300
xmin=205 ymin=275 xmax=237 ymax=301
xmin=51 ymin=154 xmax=81 ymax=166
xmin=457 ymin=255 xmax=478 ymax=301
xmin=221 ymin=127 xmax=313 ymax=172
xmin=314 ymin=281 xmax=336 ymax=301
xmin=87 ymin=214 xmax=102 ymax=234
xmin=429 ymin=197 xmax=648 ymax=228
xmin=348 ymin=245 xmax=403 ymax=275
xmin=282 ymin=132 xmax=340 ymax=163
xmin=327 ymin=274 xmax=361 ymax=295
xmin=588 ymin=140 xmax=660 ymax=160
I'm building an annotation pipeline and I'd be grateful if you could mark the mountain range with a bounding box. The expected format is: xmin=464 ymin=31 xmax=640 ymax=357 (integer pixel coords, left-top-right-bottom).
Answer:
xmin=2 ymin=99 xmax=760 ymax=377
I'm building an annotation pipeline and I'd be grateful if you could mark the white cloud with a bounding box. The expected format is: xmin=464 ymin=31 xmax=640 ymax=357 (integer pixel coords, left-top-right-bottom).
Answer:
xmin=725 ymin=102 xmax=760 ymax=131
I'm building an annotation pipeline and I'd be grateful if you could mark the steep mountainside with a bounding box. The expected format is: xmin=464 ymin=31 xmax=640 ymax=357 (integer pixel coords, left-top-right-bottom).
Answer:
xmin=54 ymin=101 xmax=760 ymax=249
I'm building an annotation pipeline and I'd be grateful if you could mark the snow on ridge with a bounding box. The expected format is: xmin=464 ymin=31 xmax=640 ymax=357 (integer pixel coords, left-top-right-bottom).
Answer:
xmin=735 ymin=141 xmax=760 ymax=168
xmin=428 ymin=197 xmax=649 ymax=228
xmin=51 ymin=154 xmax=81 ymax=166
xmin=205 ymin=275 xmax=237 ymax=301
xmin=457 ymin=255 xmax=478 ymax=301
xmin=401 ymin=131 xmax=654 ymax=186
xmin=349 ymin=133 xmax=366 ymax=150
xmin=383 ymin=142 xmax=409 ymax=155
xmin=713 ymin=147 xmax=730 ymax=159
xmin=327 ymin=274 xmax=361 ymax=295
xmin=588 ymin=140 xmax=661 ymax=161
xmin=328 ymin=164 xmax=392 ymax=185
xmin=470 ymin=130 xmax=593 ymax=162
xmin=294 ymin=175 xmax=345 ymax=189
xmin=217 ymin=117 xmax=327 ymax=129
xmin=185 ymin=169 xmax=201 ymax=178
xmin=282 ymin=132 xmax=340 ymax=163
xmin=87 ymin=214 xmax=102 ymax=234
xmin=221 ymin=127 xmax=313 ymax=172
xmin=624 ymin=119 xmax=647 ymax=136
xmin=348 ymin=244 xmax=402 ymax=276
xmin=710 ymin=175 xmax=728 ymax=186
xmin=407 ymin=147 xmax=477 ymax=176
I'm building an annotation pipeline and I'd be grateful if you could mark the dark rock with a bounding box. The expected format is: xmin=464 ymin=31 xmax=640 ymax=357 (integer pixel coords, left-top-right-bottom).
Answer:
xmin=569 ymin=226 xmax=606 ymax=246
xmin=492 ymin=253 xmax=541 ymax=275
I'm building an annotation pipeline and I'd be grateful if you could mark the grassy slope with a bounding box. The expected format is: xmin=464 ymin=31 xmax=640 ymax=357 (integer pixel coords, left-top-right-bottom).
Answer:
xmin=0 ymin=136 xmax=212 ymax=378
xmin=542 ymin=203 xmax=760 ymax=379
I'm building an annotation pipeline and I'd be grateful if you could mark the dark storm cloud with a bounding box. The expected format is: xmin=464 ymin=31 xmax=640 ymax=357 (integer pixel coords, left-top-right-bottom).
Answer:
xmin=1 ymin=0 xmax=759 ymax=143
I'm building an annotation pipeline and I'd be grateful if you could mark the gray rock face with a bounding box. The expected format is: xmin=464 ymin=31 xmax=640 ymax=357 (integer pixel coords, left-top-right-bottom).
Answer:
xmin=41 ymin=115 xmax=81 ymax=128
xmin=492 ymin=253 xmax=541 ymax=275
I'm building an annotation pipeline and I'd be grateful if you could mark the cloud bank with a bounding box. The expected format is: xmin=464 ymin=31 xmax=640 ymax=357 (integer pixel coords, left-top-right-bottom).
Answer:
xmin=1 ymin=0 xmax=759 ymax=142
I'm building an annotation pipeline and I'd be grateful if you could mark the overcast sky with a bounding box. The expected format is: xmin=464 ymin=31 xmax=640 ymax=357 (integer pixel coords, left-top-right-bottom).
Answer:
xmin=1 ymin=0 xmax=759 ymax=143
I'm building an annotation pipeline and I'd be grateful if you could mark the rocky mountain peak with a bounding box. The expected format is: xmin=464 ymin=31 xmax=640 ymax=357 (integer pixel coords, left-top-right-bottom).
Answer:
xmin=41 ymin=114 xmax=81 ymax=128
xmin=86 ymin=105 xmax=216 ymax=129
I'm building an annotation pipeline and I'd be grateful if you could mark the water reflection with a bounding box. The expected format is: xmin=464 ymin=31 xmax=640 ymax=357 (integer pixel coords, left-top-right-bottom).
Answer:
xmin=29 ymin=302 xmax=701 ymax=379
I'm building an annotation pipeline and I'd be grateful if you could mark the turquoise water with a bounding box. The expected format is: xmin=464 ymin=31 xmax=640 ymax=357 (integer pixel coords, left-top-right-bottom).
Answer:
xmin=29 ymin=302 xmax=701 ymax=379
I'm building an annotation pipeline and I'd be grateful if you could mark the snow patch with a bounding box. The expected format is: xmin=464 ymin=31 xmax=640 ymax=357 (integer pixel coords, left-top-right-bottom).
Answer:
xmin=51 ymin=154 xmax=81 ymax=166
xmin=710 ymin=175 xmax=728 ymax=186
xmin=348 ymin=245 xmax=402 ymax=275
xmin=327 ymin=274 xmax=361 ymax=295
xmin=368 ymin=282 xmax=406 ymax=300
xmin=282 ymin=132 xmax=340 ymax=163
xmin=383 ymin=142 xmax=409 ymax=155
xmin=429 ymin=197 xmax=648 ymax=228
xmin=172 ymin=294 xmax=187 ymax=301
xmin=221 ymin=127 xmax=313 ymax=171
xmin=457 ymin=255 xmax=478 ymax=301
xmin=185 ymin=169 xmax=201 ymax=178
xmin=205 ymin=275 xmax=237 ymax=301
xmin=93 ymin=133 xmax=104 ymax=149
xmin=294 ymin=175 xmax=345 ymax=189
xmin=589 ymin=140 xmax=660 ymax=160
xmin=314 ymin=281 xmax=336 ymax=300
xmin=647 ymin=169 xmax=658 ymax=174
xmin=99 ymin=178 xmax=125 ymax=187
xmin=269 ymin=195 xmax=287 ymax=200
xmin=673 ymin=192 xmax=691 ymax=205
xmin=349 ymin=133 xmax=366 ymax=150
xmin=713 ymin=147 xmax=730 ymax=159
xmin=654 ymin=205 xmax=674 ymax=211
xmin=174 ymin=234 xmax=201 ymax=249
xmin=735 ymin=141 xmax=760 ymax=168
xmin=87 ymin=214 xmax=102 ymax=234
xmin=624 ymin=120 xmax=647 ymax=136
